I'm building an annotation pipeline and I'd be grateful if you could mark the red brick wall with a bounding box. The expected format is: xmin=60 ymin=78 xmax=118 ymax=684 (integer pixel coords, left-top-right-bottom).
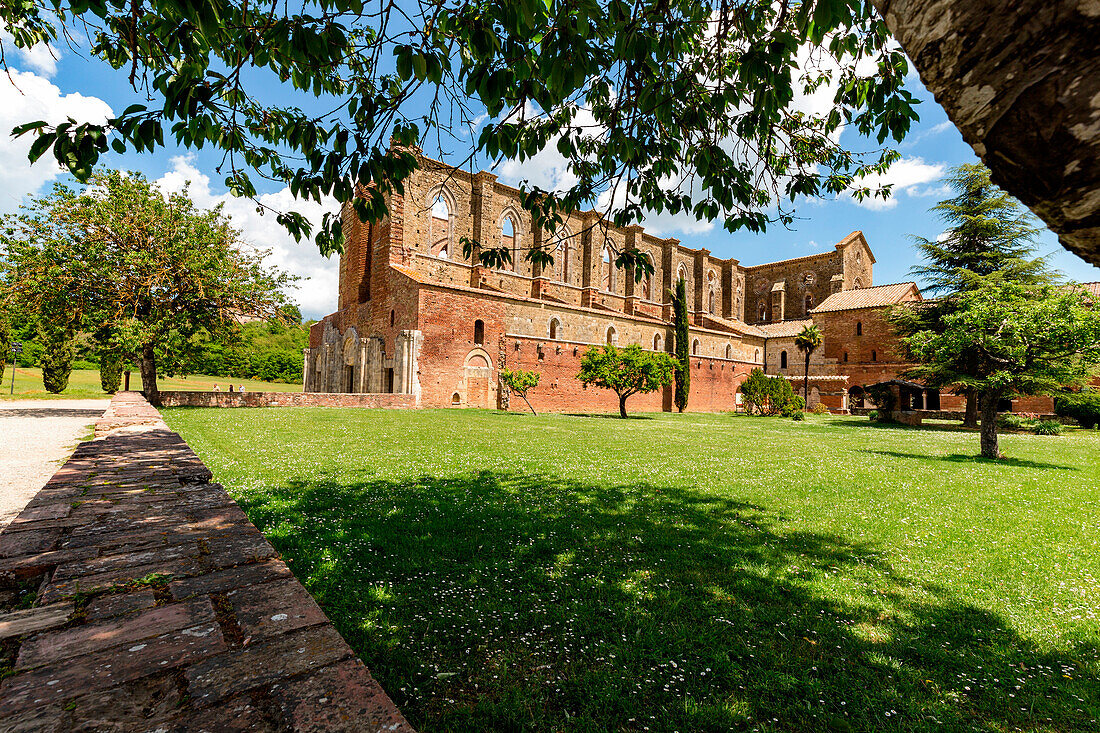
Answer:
xmin=158 ymin=392 xmax=417 ymax=408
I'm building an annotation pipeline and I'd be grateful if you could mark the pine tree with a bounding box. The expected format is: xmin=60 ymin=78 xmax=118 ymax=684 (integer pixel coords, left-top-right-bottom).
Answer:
xmin=892 ymin=163 xmax=1049 ymax=428
xmin=671 ymin=277 xmax=690 ymax=412
xmin=40 ymin=321 xmax=74 ymax=394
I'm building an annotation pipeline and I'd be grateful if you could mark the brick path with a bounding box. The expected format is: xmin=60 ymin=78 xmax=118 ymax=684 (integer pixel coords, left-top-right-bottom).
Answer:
xmin=0 ymin=392 xmax=413 ymax=732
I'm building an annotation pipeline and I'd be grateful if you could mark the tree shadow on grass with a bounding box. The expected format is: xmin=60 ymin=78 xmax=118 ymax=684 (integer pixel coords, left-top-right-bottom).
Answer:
xmin=564 ymin=413 xmax=656 ymax=420
xmin=858 ymin=449 xmax=1077 ymax=471
xmin=236 ymin=471 xmax=1098 ymax=732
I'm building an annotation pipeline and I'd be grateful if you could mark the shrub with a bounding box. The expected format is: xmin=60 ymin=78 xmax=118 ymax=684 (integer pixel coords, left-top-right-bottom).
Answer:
xmin=780 ymin=394 xmax=805 ymax=418
xmin=1054 ymin=392 xmax=1100 ymax=429
xmin=998 ymin=413 xmax=1036 ymax=431
xmin=739 ymin=369 xmax=800 ymax=416
xmin=1033 ymin=420 xmax=1063 ymax=436
xmin=811 ymin=402 xmax=829 ymax=415
xmin=791 ymin=410 xmax=805 ymax=421
xmin=73 ymin=359 xmax=99 ymax=370
xmin=868 ymin=410 xmax=879 ymax=421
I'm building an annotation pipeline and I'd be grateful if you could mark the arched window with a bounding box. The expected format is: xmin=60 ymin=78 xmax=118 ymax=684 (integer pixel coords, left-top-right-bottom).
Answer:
xmin=641 ymin=275 xmax=651 ymax=300
xmin=602 ymin=247 xmax=615 ymax=292
xmin=653 ymin=333 xmax=662 ymax=351
xmin=500 ymin=214 xmax=517 ymax=270
xmin=606 ymin=325 xmax=617 ymax=345
xmin=474 ymin=319 xmax=485 ymax=345
xmin=677 ymin=263 xmax=689 ymax=285
xmin=856 ymin=321 xmax=862 ymax=336
xmin=692 ymin=339 xmax=700 ymax=356
xmin=430 ymin=194 xmax=452 ymax=258
xmin=754 ymin=348 xmax=760 ymax=362
xmin=451 ymin=392 xmax=461 ymax=405
xmin=804 ymin=293 xmax=814 ymax=314
xmin=780 ymin=350 xmax=788 ymax=369
xmin=871 ymin=349 xmax=877 ymax=362
xmin=853 ymin=277 xmax=863 ymax=289
xmin=709 ymin=289 xmax=716 ymax=315
xmin=843 ymin=351 xmax=849 ymax=362
xmin=389 ymin=309 xmax=395 ymax=327
xmin=707 ymin=271 xmax=717 ymax=314
xmin=725 ymin=344 xmax=732 ymax=359
xmin=549 ymin=318 xmax=561 ymax=340
xmin=758 ymin=302 xmax=767 ymax=322
xmin=553 ymin=227 xmax=572 ymax=283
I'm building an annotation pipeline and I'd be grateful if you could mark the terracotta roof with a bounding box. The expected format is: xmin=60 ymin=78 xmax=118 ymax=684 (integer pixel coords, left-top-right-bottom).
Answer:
xmin=1078 ymin=282 xmax=1100 ymax=297
xmin=810 ymin=282 xmax=921 ymax=313
xmin=756 ymin=319 xmax=814 ymax=338
xmin=699 ymin=313 xmax=768 ymax=338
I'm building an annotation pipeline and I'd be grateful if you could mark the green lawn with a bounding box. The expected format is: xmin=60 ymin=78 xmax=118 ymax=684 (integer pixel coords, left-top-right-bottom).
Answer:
xmin=0 ymin=367 xmax=302 ymax=400
xmin=161 ymin=408 xmax=1100 ymax=732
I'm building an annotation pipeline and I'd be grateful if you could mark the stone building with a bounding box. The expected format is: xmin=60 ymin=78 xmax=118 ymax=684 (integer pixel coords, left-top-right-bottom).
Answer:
xmin=305 ymin=152 xmax=948 ymax=413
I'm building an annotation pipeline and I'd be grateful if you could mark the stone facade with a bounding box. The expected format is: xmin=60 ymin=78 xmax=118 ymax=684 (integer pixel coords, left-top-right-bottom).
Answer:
xmin=305 ymin=151 xmax=948 ymax=413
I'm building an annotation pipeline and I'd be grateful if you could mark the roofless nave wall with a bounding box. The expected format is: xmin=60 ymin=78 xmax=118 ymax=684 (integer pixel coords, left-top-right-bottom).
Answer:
xmin=307 ymin=152 xmax=923 ymax=413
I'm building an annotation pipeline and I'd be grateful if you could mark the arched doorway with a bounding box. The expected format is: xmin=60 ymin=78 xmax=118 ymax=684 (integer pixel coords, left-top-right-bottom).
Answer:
xmin=464 ymin=349 xmax=493 ymax=408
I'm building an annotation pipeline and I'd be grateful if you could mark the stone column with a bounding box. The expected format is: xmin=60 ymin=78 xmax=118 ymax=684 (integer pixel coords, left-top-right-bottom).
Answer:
xmin=692 ymin=249 xmax=708 ymax=324
xmin=660 ymin=238 xmax=678 ymax=321
xmin=301 ymin=348 xmax=312 ymax=392
xmin=366 ymin=336 xmax=385 ymax=393
xmin=471 ymin=171 xmax=497 ymax=265
xmin=622 ymin=224 xmax=642 ymax=315
xmin=579 ymin=211 xmax=601 ymax=308
xmin=394 ymin=330 xmax=423 ymax=401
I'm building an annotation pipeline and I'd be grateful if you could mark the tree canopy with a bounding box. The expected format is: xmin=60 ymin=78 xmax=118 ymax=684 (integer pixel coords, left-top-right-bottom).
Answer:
xmin=577 ymin=344 xmax=675 ymax=417
xmin=0 ymin=170 xmax=295 ymax=403
xmin=2 ymin=1 xmax=918 ymax=273
xmin=899 ymin=278 xmax=1100 ymax=459
xmin=891 ymin=163 xmax=1049 ymax=427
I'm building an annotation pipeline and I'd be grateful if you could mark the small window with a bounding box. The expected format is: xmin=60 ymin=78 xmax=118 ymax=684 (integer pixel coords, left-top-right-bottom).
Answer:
xmin=843 ymin=351 xmax=849 ymax=363
xmin=853 ymin=277 xmax=863 ymax=289
xmin=451 ymin=392 xmax=461 ymax=405
xmin=709 ymin=289 xmax=716 ymax=315
xmin=606 ymin=326 xmax=617 ymax=345
xmin=653 ymin=333 xmax=662 ymax=351
xmin=549 ymin=318 xmax=560 ymax=340
xmin=474 ymin=320 xmax=485 ymax=345
xmin=805 ymin=293 xmax=814 ymax=314
xmin=856 ymin=321 xmax=862 ymax=336
xmin=780 ymin=350 xmax=788 ymax=369
xmin=390 ymin=309 xmax=395 ymax=327
xmin=725 ymin=344 xmax=732 ymax=359
xmin=758 ymin=303 xmax=767 ymax=322
xmin=692 ymin=339 xmax=700 ymax=356
xmin=871 ymin=350 xmax=877 ymax=362
xmin=754 ymin=348 xmax=760 ymax=362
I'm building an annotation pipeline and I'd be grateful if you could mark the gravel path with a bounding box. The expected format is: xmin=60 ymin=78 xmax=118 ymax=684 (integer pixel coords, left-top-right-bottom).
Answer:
xmin=0 ymin=399 xmax=110 ymax=530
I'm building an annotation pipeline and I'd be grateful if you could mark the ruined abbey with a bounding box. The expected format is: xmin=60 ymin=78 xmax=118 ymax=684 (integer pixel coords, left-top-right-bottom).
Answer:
xmin=305 ymin=152 xmax=962 ymax=414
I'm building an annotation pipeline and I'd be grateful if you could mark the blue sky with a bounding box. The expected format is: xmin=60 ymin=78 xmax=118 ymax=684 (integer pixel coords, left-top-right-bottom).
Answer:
xmin=2 ymin=30 xmax=1098 ymax=319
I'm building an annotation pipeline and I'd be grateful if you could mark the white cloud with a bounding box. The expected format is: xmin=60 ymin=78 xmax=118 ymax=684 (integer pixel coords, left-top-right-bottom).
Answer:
xmin=0 ymin=69 xmax=113 ymax=213
xmin=1 ymin=28 xmax=60 ymax=77
xmin=156 ymin=156 xmax=339 ymax=319
xmin=848 ymin=156 xmax=946 ymax=211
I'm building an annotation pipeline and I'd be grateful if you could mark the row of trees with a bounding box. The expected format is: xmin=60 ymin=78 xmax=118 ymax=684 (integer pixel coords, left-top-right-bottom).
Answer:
xmin=0 ymin=170 xmax=298 ymax=403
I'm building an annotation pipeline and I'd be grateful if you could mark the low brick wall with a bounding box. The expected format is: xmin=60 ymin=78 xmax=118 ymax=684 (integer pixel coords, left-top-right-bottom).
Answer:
xmin=158 ymin=391 xmax=418 ymax=408
xmin=0 ymin=392 xmax=413 ymax=732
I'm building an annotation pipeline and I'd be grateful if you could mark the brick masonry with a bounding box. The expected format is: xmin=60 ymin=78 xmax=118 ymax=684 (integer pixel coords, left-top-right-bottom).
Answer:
xmin=157 ymin=391 xmax=417 ymax=409
xmin=0 ymin=392 xmax=414 ymax=732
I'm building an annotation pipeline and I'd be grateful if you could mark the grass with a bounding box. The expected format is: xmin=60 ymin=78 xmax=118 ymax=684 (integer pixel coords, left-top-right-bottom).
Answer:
xmin=161 ymin=408 xmax=1100 ymax=732
xmin=0 ymin=367 xmax=301 ymax=400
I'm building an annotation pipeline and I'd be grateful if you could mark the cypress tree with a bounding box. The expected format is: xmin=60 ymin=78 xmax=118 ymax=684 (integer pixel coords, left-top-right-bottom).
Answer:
xmin=40 ymin=321 xmax=75 ymax=394
xmin=671 ymin=276 xmax=690 ymax=412
xmin=100 ymin=351 xmax=123 ymax=394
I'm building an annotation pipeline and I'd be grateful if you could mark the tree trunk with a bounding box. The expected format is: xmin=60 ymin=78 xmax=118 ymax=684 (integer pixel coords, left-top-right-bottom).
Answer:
xmin=521 ymin=393 xmax=537 ymax=416
xmin=124 ymin=370 xmax=131 ymax=391
xmin=870 ymin=1 xmax=1100 ymax=267
xmin=979 ymin=390 xmax=1002 ymax=459
xmin=619 ymin=393 xmax=628 ymax=419
xmin=140 ymin=345 xmax=160 ymax=406
xmin=963 ymin=390 xmax=979 ymax=428
xmin=803 ymin=353 xmax=811 ymax=408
